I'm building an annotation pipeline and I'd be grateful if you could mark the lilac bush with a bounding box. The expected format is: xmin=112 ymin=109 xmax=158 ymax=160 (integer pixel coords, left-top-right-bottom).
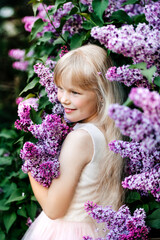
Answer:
xmin=83 ymin=202 xmax=149 ymax=240
xmin=108 ymin=87 xmax=160 ymax=201
xmin=91 ymin=1 xmax=160 ymax=88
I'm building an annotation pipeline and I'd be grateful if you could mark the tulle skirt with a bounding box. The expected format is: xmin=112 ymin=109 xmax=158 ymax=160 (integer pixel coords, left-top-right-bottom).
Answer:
xmin=22 ymin=211 xmax=98 ymax=240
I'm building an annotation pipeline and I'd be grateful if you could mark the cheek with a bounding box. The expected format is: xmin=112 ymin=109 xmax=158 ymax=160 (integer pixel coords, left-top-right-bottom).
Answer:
xmin=57 ymin=91 xmax=62 ymax=102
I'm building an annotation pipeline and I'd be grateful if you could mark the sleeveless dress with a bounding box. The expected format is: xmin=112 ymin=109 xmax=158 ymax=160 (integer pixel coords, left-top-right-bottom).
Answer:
xmin=22 ymin=123 xmax=107 ymax=240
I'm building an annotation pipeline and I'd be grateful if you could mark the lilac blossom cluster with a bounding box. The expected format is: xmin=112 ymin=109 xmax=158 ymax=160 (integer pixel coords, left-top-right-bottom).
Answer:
xmin=106 ymin=65 xmax=150 ymax=88
xmin=15 ymin=98 xmax=38 ymax=132
xmin=80 ymin=0 xmax=154 ymax=17
xmin=34 ymin=62 xmax=63 ymax=114
xmin=143 ymin=1 xmax=160 ymax=30
xmin=22 ymin=2 xmax=83 ymax=38
xmin=21 ymin=114 xmax=72 ymax=187
xmin=91 ymin=1 xmax=160 ymax=88
xmin=8 ymin=48 xmax=29 ymax=71
xmin=108 ymin=87 xmax=160 ymax=201
xmin=91 ymin=23 xmax=160 ymax=70
xmin=122 ymin=165 xmax=160 ymax=202
xmin=83 ymin=202 xmax=149 ymax=240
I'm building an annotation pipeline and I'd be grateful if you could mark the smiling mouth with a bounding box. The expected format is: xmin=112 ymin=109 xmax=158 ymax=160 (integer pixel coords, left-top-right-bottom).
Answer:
xmin=64 ymin=108 xmax=76 ymax=113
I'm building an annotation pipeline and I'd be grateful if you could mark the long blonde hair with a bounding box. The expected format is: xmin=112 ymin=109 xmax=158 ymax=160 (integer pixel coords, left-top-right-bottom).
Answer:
xmin=54 ymin=44 xmax=125 ymax=211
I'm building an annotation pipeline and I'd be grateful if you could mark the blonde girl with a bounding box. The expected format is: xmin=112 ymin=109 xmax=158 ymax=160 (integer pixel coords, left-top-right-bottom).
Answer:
xmin=22 ymin=44 xmax=124 ymax=240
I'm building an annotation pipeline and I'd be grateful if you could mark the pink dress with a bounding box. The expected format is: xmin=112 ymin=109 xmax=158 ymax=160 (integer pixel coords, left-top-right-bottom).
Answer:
xmin=22 ymin=123 xmax=107 ymax=240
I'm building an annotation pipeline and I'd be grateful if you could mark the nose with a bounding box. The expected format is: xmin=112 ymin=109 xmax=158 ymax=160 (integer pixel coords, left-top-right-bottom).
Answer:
xmin=60 ymin=91 xmax=70 ymax=105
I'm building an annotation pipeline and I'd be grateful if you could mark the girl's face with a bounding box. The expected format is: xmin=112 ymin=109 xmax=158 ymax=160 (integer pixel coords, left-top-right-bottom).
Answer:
xmin=57 ymin=77 xmax=98 ymax=123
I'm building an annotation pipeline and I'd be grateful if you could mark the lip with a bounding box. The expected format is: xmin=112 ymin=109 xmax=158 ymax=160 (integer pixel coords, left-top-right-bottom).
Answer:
xmin=64 ymin=108 xmax=76 ymax=114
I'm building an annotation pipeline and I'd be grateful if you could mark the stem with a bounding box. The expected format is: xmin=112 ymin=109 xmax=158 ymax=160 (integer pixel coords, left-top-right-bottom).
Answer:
xmin=42 ymin=4 xmax=69 ymax=47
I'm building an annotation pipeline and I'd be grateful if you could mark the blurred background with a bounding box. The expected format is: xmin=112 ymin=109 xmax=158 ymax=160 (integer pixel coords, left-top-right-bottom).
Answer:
xmin=0 ymin=0 xmax=32 ymax=130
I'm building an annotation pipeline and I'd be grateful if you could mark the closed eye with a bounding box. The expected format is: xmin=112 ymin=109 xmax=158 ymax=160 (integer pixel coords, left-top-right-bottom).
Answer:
xmin=71 ymin=91 xmax=80 ymax=95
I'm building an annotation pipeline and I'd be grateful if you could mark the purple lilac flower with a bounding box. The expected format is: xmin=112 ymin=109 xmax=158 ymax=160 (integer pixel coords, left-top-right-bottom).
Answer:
xmin=16 ymin=97 xmax=24 ymax=105
xmin=62 ymin=14 xmax=83 ymax=36
xmin=36 ymin=2 xmax=74 ymax=37
xmin=106 ymin=65 xmax=150 ymax=88
xmin=21 ymin=114 xmax=72 ymax=187
xmin=22 ymin=16 xmax=39 ymax=32
xmin=80 ymin=0 xmax=93 ymax=12
xmin=91 ymin=23 xmax=160 ymax=72
xmin=108 ymin=102 xmax=160 ymax=153
xmin=12 ymin=61 xmax=28 ymax=71
xmin=59 ymin=46 xmax=68 ymax=58
xmin=84 ymin=202 xmax=149 ymax=239
xmin=45 ymin=58 xmax=57 ymax=70
xmin=15 ymin=98 xmax=38 ymax=132
xmin=109 ymin=140 xmax=160 ymax=175
xmin=143 ymin=1 xmax=160 ymax=30
xmin=34 ymin=63 xmax=58 ymax=105
xmin=129 ymin=87 xmax=160 ymax=126
xmin=80 ymin=0 xmax=154 ymax=17
xmin=122 ymin=165 xmax=160 ymax=202
xmin=8 ymin=49 xmax=25 ymax=60
xmin=108 ymin=104 xmax=153 ymax=144
xmin=26 ymin=217 xmax=33 ymax=227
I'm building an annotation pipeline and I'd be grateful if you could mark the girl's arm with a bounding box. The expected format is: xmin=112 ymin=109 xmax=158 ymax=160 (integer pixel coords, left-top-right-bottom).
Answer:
xmin=28 ymin=129 xmax=93 ymax=220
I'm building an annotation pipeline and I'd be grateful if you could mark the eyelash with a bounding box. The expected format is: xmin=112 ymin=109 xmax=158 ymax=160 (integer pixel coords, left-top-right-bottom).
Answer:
xmin=71 ymin=91 xmax=79 ymax=95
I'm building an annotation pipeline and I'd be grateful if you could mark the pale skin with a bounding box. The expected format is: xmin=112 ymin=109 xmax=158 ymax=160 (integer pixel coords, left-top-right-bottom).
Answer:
xmin=28 ymin=78 xmax=98 ymax=220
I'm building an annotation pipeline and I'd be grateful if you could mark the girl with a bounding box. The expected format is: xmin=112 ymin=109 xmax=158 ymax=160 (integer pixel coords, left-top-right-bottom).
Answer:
xmin=22 ymin=44 xmax=124 ymax=240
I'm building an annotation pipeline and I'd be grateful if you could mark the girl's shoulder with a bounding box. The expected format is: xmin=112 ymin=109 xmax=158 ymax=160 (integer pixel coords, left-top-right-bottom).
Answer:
xmin=61 ymin=125 xmax=94 ymax=165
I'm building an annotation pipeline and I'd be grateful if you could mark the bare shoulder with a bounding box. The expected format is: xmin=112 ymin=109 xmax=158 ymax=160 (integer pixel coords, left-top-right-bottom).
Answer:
xmin=60 ymin=128 xmax=94 ymax=165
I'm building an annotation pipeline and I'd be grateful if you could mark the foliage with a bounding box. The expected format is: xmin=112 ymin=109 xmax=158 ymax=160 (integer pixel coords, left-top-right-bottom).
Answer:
xmin=0 ymin=127 xmax=40 ymax=239
xmin=1 ymin=0 xmax=160 ymax=239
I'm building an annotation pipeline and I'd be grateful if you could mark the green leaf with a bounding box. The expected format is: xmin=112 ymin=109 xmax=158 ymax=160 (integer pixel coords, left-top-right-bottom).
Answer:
xmin=3 ymin=212 xmax=17 ymax=233
xmin=19 ymin=170 xmax=28 ymax=179
xmin=123 ymin=97 xmax=133 ymax=107
xmin=147 ymin=209 xmax=160 ymax=229
xmin=126 ymin=191 xmax=141 ymax=203
xmin=0 ymin=231 xmax=5 ymax=240
xmin=0 ymin=199 xmax=10 ymax=211
xmin=149 ymin=200 xmax=160 ymax=211
xmin=39 ymin=31 xmax=54 ymax=42
xmin=70 ymin=32 xmax=87 ymax=50
xmin=0 ymin=157 xmax=12 ymax=166
xmin=141 ymin=66 xmax=157 ymax=84
xmin=92 ymin=0 xmax=109 ymax=22
xmin=79 ymin=13 xmax=91 ymax=21
xmin=132 ymin=13 xmax=147 ymax=25
xmin=121 ymin=0 xmax=139 ymax=6
xmin=30 ymin=107 xmax=42 ymax=124
xmin=0 ymin=129 xmax=17 ymax=139
xmin=82 ymin=20 xmax=95 ymax=30
xmin=38 ymin=95 xmax=51 ymax=110
xmin=32 ymin=3 xmax=41 ymax=16
xmin=69 ymin=6 xmax=78 ymax=15
xmin=111 ymin=10 xmax=133 ymax=24
xmin=53 ymin=31 xmax=69 ymax=46
xmin=26 ymin=202 xmax=38 ymax=220
xmin=17 ymin=207 xmax=27 ymax=218
xmin=129 ymin=62 xmax=147 ymax=70
xmin=31 ymin=195 xmax=37 ymax=201
xmin=6 ymin=189 xmax=26 ymax=204
xmin=30 ymin=18 xmax=47 ymax=41
xmin=20 ymin=77 xmax=39 ymax=95
xmin=154 ymin=76 xmax=160 ymax=87
xmin=54 ymin=0 xmax=66 ymax=10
